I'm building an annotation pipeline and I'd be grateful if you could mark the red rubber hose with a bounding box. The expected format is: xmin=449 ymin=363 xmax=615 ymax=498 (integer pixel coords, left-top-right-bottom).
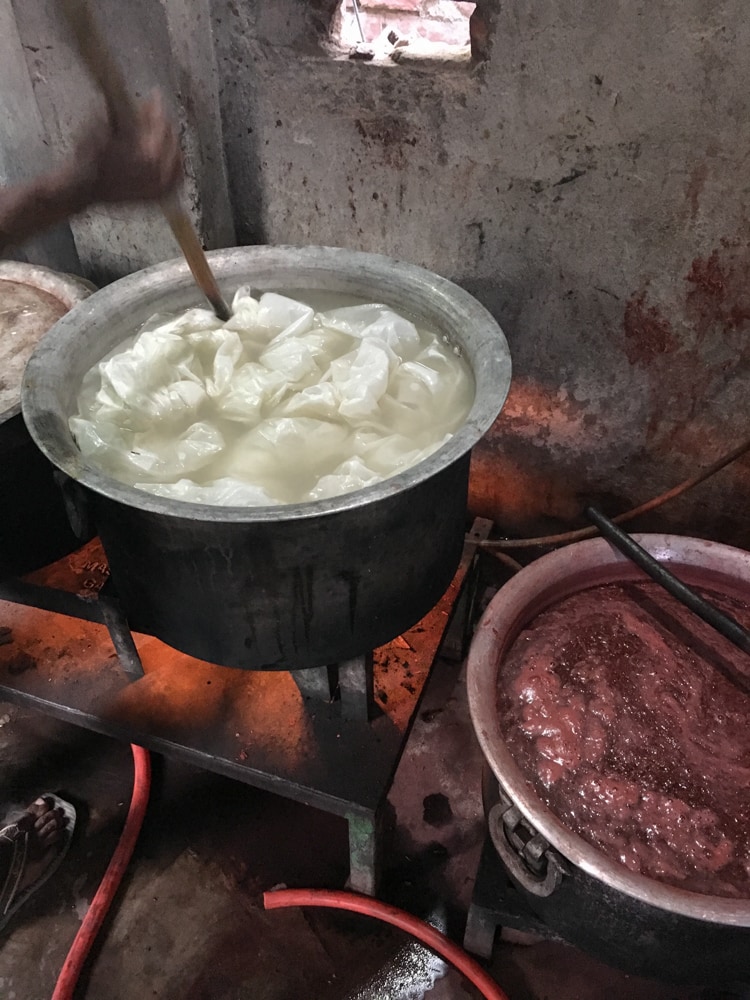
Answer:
xmin=52 ymin=744 xmax=151 ymax=1000
xmin=263 ymin=887 xmax=510 ymax=1000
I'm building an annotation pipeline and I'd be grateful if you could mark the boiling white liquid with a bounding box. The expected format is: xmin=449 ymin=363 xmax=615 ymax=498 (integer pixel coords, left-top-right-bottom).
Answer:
xmin=70 ymin=289 xmax=475 ymax=506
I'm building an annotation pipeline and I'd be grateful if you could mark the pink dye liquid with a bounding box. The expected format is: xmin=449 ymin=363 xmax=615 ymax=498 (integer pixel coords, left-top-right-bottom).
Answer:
xmin=499 ymin=580 xmax=750 ymax=898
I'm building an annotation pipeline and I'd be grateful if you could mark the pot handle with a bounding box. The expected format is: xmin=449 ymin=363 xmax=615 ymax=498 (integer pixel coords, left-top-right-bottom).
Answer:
xmin=488 ymin=793 xmax=568 ymax=897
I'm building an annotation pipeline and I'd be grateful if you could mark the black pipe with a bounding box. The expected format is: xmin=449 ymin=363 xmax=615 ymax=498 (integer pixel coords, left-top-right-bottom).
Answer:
xmin=584 ymin=506 xmax=750 ymax=664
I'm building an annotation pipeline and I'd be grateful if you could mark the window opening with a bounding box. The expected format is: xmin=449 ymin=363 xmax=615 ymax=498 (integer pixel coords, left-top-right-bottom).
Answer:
xmin=332 ymin=0 xmax=476 ymax=63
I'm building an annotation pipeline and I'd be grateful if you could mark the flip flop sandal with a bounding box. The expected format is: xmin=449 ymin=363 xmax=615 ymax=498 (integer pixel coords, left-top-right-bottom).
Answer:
xmin=0 ymin=793 xmax=76 ymax=933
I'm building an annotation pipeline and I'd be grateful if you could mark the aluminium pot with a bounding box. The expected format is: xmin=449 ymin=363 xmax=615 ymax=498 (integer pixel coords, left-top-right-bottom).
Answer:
xmin=22 ymin=246 xmax=511 ymax=671
xmin=467 ymin=534 xmax=750 ymax=985
xmin=0 ymin=262 xmax=92 ymax=576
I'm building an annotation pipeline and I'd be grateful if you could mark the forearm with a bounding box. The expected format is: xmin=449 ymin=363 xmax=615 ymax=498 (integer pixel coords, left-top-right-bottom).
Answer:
xmin=0 ymin=165 xmax=92 ymax=253
xmin=0 ymin=96 xmax=181 ymax=254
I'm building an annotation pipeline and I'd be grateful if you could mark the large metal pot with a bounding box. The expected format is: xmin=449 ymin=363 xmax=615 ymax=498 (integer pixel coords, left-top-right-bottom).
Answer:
xmin=0 ymin=262 xmax=92 ymax=575
xmin=22 ymin=246 xmax=511 ymax=670
xmin=467 ymin=534 xmax=750 ymax=984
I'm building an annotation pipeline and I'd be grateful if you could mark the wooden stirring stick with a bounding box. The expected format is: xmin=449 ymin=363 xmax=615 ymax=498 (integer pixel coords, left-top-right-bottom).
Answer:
xmin=60 ymin=0 xmax=232 ymax=321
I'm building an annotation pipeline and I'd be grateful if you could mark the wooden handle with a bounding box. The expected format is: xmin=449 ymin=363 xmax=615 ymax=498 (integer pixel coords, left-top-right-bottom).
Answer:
xmin=60 ymin=0 xmax=231 ymax=321
xmin=160 ymin=193 xmax=231 ymax=321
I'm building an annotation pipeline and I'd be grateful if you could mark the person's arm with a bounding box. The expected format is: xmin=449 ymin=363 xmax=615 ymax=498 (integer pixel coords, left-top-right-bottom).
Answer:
xmin=0 ymin=169 xmax=93 ymax=250
xmin=0 ymin=93 xmax=182 ymax=253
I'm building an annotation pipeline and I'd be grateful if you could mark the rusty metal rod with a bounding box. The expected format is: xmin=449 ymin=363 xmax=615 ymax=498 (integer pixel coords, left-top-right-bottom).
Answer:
xmin=60 ymin=0 xmax=231 ymax=321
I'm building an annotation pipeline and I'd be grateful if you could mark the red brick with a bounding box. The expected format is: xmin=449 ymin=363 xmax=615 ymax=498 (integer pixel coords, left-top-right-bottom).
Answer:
xmin=421 ymin=0 xmax=474 ymax=23
xmin=336 ymin=0 xmax=471 ymax=47
xmin=353 ymin=11 xmax=424 ymax=40
xmin=419 ymin=22 xmax=470 ymax=43
xmin=357 ymin=0 xmax=422 ymax=12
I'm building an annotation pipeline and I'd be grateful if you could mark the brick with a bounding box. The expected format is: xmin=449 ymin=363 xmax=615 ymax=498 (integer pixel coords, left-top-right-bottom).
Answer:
xmin=417 ymin=21 xmax=471 ymax=43
xmin=337 ymin=0 xmax=471 ymax=48
xmin=386 ymin=13 xmax=425 ymax=36
xmin=357 ymin=0 xmax=422 ymax=12
xmin=421 ymin=0 xmax=474 ymax=23
xmin=337 ymin=10 xmax=388 ymax=43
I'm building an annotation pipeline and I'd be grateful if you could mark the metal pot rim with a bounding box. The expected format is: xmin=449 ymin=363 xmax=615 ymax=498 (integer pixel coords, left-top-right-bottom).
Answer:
xmin=0 ymin=261 xmax=92 ymax=425
xmin=21 ymin=245 xmax=511 ymax=522
xmin=467 ymin=533 xmax=750 ymax=926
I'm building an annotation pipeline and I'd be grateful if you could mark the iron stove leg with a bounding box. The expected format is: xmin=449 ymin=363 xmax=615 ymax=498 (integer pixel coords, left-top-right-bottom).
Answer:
xmin=346 ymin=808 xmax=381 ymax=896
xmin=292 ymin=664 xmax=338 ymax=701
xmin=338 ymin=652 xmax=375 ymax=721
xmin=97 ymin=583 xmax=144 ymax=679
xmin=463 ymin=901 xmax=500 ymax=960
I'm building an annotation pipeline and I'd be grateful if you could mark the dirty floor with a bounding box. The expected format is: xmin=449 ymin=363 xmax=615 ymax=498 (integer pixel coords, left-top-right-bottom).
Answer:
xmin=0 ymin=649 xmax=747 ymax=999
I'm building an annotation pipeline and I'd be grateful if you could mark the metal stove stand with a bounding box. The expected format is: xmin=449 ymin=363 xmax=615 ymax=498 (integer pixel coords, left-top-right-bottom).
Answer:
xmin=0 ymin=518 xmax=491 ymax=895
xmin=464 ymin=834 xmax=560 ymax=958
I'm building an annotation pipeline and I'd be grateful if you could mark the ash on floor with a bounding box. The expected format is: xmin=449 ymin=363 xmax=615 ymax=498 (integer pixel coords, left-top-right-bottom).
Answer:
xmin=0 ymin=653 xmax=746 ymax=1000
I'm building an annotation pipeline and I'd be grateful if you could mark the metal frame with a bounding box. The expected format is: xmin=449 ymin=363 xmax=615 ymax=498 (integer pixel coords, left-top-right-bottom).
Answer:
xmin=0 ymin=519 xmax=490 ymax=893
xmin=464 ymin=834 xmax=558 ymax=959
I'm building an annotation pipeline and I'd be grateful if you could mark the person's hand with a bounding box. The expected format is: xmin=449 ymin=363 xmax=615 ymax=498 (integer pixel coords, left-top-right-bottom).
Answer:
xmin=0 ymin=93 xmax=183 ymax=251
xmin=67 ymin=92 xmax=183 ymax=206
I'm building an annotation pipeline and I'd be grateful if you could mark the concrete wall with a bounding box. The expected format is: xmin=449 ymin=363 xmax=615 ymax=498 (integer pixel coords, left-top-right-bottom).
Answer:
xmin=213 ymin=0 xmax=750 ymax=544
xmin=3 ymin=0 xmax=750 ymax=543
xmin=1 ymin=0 xmax=234 ymax=284
xmin=0 ymin=0 xmax=80 ymax=271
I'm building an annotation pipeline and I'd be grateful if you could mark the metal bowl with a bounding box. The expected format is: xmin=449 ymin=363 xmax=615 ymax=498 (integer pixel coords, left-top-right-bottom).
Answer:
xmin=467 ymin=534 xmax=750 ymax=982
xmin=0 ymin=262 xmax=92 ymax=574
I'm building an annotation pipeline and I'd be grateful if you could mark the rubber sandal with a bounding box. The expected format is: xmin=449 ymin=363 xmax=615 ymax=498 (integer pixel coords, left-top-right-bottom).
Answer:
xmin=0 ymin=794 xmax=76 ymax=933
